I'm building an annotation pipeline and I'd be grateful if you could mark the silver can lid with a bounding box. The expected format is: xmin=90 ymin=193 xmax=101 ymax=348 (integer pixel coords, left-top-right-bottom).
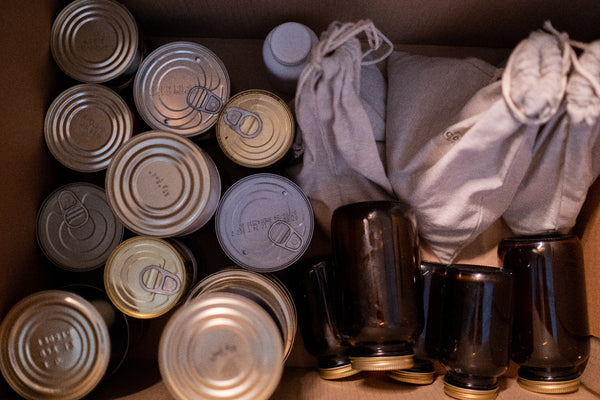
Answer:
xmin=104 ymin=236 xmax=190 ymax=319
xmin=0 ymin=290 xmax=111 ymax=400
xmin=44 ymin=84 xmax=133 ymax=172
xmin=36 ymin=182 xmax=124 ymax=272
xmin=105 ymin=130 xmax=221 ymax=237
xmin=50 ymin=0 xmax=139 ymax=84
xmin=187 ymin=268 xmax=297 ymax=361
xmin=215 ymin=173 xmax=313 ymax=272
xmin=159 ymin=292 xmax=284 ymax=400
xmin=216 ymin=89 xmax=295 ymax=168
xmin=133 ymin=41 xmax=230 ymax=137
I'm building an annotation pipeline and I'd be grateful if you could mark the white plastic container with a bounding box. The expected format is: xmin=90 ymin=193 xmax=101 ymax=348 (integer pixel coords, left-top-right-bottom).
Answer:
xmin=262 ymin=22 xmax=318 ymax=95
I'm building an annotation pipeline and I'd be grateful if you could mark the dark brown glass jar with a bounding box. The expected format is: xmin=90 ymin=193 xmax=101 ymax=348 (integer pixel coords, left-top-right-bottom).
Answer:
xmin=498 ymin=234 xmax=590 ymax=394
xmin=440 ymin=264 xmax=515 ymax=400
xmin=388 ymin=261 xmax=446 ymax=385
xmin=331 ymin=201 xmax=422 ymax=371
xmin=292 ymin=257 xmax=361 ymax=380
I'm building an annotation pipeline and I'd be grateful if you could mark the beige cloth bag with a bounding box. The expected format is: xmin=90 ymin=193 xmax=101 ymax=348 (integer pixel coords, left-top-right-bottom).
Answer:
xmin=386 ymin=26 xmax=571 ymax=263
xmin=503 ymin=34 xmax=600 ymax=235
xmin=290 ymin=20 xmax=395 ymax=235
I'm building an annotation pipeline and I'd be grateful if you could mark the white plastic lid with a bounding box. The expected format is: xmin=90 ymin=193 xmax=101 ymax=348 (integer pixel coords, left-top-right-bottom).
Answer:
xmin=269 ymin=22 xmax=314 ymax=66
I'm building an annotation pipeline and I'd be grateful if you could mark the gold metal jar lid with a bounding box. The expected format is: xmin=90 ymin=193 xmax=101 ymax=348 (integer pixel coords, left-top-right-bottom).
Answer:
xmin=215 ymin=173 xmax=314 ymax=272
xmin=105 ymin=130 xmax=221 ymax=237
xmin=36 ymin=182 xmax=124 ymax=272
xmin=349 ymin=354 xmax=414 ymax=371
xmin=517 ymin=376 xmax=581 ymax=394
xmin=187 ymin=268 xmax=297 ymax=361
xmin=44 ymin=84 xmax=133 ymax=172
xmin=133 ymin=41 xmax=230 ymax=137
xmin=104 ymin=236 xmax=191 ymax=319
xmin=319 ymin=363 xmax=361 ymax=380
xmin=443 ymin=381 xmax=498 ymax=400
xmin=0 ymin=290 xmax=111 ymax=400
xmin=387 ymin=369 xmax=435 ymax=385
xmin=51 ymin=0 xmax=140 ymax=84
xmin=216 ymin=89 xmax=294 ymax=168
xmin=159 ymin=292 xmax=284 ymax=400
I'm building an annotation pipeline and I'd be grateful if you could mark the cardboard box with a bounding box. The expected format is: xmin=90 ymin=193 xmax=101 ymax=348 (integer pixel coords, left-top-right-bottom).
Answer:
xmin=1 ymin=0 xmax=600 ymax=398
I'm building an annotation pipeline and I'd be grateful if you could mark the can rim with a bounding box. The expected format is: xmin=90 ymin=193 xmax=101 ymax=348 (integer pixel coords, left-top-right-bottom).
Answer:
xmin=50 ymin=0 xmax=139 ymax=83
xmin=0 ymin=290 xmax=110 ymax=400
xmin=44 ymin=84 xmax=133 ymax=172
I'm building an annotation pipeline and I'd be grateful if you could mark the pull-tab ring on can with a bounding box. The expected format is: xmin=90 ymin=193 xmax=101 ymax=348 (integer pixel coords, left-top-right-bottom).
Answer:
xmin=58 ymin=190 xmax=90 ymax=229
xmin=223 ymin=107 xmax=263 ymax=139
xmin=267 ymin=220 xmax=303 ymax=251
xmin=187 ymin=85 xmax=223 ymax=114
xmin=139 ymin=265 xmax=182 ymax=296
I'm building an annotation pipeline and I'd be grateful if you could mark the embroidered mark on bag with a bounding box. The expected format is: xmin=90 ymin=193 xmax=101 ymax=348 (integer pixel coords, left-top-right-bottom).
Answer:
xmin=444 ymin=131 xmax=462 ymax=142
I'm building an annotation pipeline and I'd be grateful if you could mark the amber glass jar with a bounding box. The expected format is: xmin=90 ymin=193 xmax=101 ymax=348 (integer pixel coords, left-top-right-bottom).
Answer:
xmin=293 ymin=257 xmax=360 ymax=380
xmin=388 ymin=261 xmax=446 ymax=385
xmin=440 ymin=264 xmax=515 ymax=400
xmin=331 ymin=201 xmax=422 ymax=371
xmin=498 ymin=234 xmax=590 ymax=394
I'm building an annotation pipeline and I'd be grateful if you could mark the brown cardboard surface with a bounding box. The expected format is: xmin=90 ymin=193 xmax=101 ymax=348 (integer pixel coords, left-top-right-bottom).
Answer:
xmin=1 ymin=0 xmax=600 ymax=399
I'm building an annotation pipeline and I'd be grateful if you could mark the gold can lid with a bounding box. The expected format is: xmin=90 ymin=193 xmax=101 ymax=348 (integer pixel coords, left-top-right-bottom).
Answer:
xmin=319 ymin=363 xmax=361 ymax=380
xmin=133 ymin=41 xmax=230 ymax=137
xmin=517 ymin=376 xmax=581 ymax=394
xmin=444 ymin=381 xmax=498 ymax=400
xmin=51 ymin=0 xmax=139 ymax=84
xmin=387 ymin=369 xmax=435 ymax=385
xmin=159 ymin=292 xmax=284 ymax=400
xmin=104 ymin=236 xmax=189 ymax=318
xmin=187 ymin=268 xmax=297 ymax=361
xmin=0 ymin=290 xmax=110 ymax=400
xmin=216 ymin=89 xmax=294 ymax=168
xmin=44 ymin=84 xmax=133 ymax=172
xmin=36 ymin=182 xmax=124 ymax=272
xmin=105 ymin=131 xmax=221 ymax=237
xmin=349 ymin=354 xmax=414 ymax=371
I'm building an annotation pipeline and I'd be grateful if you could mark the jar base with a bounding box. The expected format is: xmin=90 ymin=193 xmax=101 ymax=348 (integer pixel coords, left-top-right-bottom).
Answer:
xmin=517 ymin=376 xmax=580 ymax=394
xmin=318 ymin=363 xmax=361 ymax=380
xmin=443 ymin=380 xmax=498 ymax=400
xmin=349 ymin=354 xmax=414 ymax=371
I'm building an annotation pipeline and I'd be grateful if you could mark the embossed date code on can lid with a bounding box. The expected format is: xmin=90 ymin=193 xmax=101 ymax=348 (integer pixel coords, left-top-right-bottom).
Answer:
xmin=133 ymin=41 xmax=230 ymax=137
xmin=159 ymin=292 xmax=284 ymax=400
xmin=105 ymin=130 xmax=221 ymax=237
xmin=36 ymin=182 xmax=124 ymax=272
xmin=51 ymin=0 xmax=140 ymax=85
xmin=216 ymin=89 xmax=295 ymax=168
xmin=215 ymin=173 xmax=314 ymax=272
xmin=0 ymin=290 xmax=110 ymax=400
xmin=44 ymin=84 xmax=133 ymax=172
xmin=104 ymin=236 xmax=190 ymax=319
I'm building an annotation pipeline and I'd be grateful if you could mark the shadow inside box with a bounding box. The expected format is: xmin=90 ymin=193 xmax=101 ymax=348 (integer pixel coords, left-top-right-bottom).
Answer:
xmin=87 ymin=358 xmax=162 ymax=400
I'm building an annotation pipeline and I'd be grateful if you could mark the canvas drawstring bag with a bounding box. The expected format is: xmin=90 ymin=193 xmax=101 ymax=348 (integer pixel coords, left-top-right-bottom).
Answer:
xmin=386 ymin=24 xmax=571 ymax=263
xmin=502 ymin=29 xmax=600 ymax=235
xmin=289 ymin=20 xmax=395 ymax=235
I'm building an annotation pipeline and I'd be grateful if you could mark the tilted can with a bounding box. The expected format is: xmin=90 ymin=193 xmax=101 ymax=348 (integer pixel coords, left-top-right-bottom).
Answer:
xmin=105 ymin=130 xmax=221 ymax=237
xmin=104 ymin=236 xmax=198 ymax=319
xmin=44 ymin=84 xmax=133 ymax=172
xmin=216 ymin=89 xmax=295 ymax=168
xmin=133 ymin=41 xmax=230 ymax=138
xmin=50 ymin=0 xmax=141 ymax=87
xmin=36 ymin=182 xmax=124 ymax=272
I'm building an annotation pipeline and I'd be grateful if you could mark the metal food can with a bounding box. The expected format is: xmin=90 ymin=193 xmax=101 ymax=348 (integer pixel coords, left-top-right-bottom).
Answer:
xmin=159 ymin=291 xmax=284 ymax=400
xmin=36 ymin=182 xmax=124 ymax=272
xmin=105 ymin=130 xmax=221 ymax=237
xmin=133 ymin=41 xmax=230 ymax=138
xmin=50 ymin=0 xmax=140 ymax=87
xmin=187 ymin=268 xmax=297 ymax=361
xmin=44 ymin=84 xmax=133 ymax=172
xmin=104 ymin=236 xmax=198 ymax=319
xmin=216 ymin=89 xmax=295 ymax=168
xmin=0 ymin=290 xmax=111 ymax=400
xmin=215 ymin=173 xmax=313 ymax=272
